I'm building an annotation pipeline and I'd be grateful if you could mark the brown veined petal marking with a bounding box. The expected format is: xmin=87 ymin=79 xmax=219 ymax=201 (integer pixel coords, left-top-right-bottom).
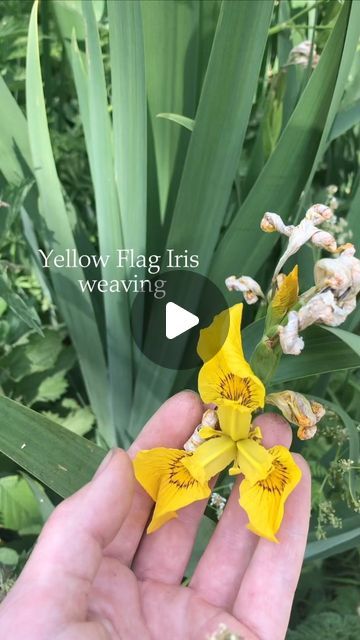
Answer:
xmin=217 ymin=371 xmax=260 ymax=409
xmin=168 ymin=452 xmax=200 ymax=490
xmin=256 ymin=454 xmax=290 ymax=495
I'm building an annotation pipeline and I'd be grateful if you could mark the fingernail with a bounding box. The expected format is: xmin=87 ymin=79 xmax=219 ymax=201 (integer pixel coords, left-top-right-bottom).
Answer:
xmin=93 ymin=448 xmax=117 ymax=480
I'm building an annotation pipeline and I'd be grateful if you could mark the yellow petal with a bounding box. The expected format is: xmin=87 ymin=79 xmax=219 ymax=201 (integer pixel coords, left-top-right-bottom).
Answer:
xmin=197 ymin=304 xmax=243 ymax=363
xmin=197 ymin=303 xmax=265 ymax=411
xmin=239 ymin=445 xmax=302 ymax=542
xmin=217 ymin=404 xmax=252 ymax=440
xmin=198 ymin=426 xmax=222 ymax=440
xmin=268 ymin=266 xmax=299 ymax=326
xmin=183 ymin=435 xmax=236 ymax=483
xmin=198 ymin=360 xmax=264 ymax=409
xmin=236 ymin=438 xmax=273 ymax=482
xmin=133 ymin=447 xmax=177 ymax=501
xmin=133 ymin=448 xmax=211 ymax=533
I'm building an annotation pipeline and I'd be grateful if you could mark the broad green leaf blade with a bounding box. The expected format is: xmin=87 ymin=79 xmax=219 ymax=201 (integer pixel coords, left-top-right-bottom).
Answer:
xmin=166 ymin=0 xmax=274 ymax=277
xmin=0 ymin=274 xmax=42 ymax=334
xmin=157 ymin=113 xmax=195 ymax=132
xmin=81 ymin=0 xmax=133 ymax=441
xmin=141 ymin=0 xmax=200 ymax=220
xmin=130 ymin=0 xmax=274 ymax=436
xmin=209 ymin=0 xmax=360 ymax=293
xmin=305 ymin=518 xmax=360 ymax=561
xmin=322 ymin=325 xmax=360 ymax=357
xmin=22 ymin=473 xmax=54 ymax=522
xmin=69 ymin=34 xmax=93 ymax=170
xmin=0 ymin=475 xmax=42 ymax=532
xmin=0 ymin=396 xmax=105 ymax=499
xmin=273 ymin=329 xmax=360 ymax=383
xmin=328 ymin=99 xmax=360 ymax=143
xmin=108 ymin=0 xmax=147 ymax=259
xmin=0 ymin=76 xmax=32 ymax=182
xmin=50 ymin=0 xmax=86 ymax=40
xmin=26 ymin=1 xmax=112 ymax=443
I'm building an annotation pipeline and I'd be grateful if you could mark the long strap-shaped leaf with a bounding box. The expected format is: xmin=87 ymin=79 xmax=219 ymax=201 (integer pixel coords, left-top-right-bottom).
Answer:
xmin=81 ymin=0 xmax=133 ymax=441
xmin=166 ymin=0 xmax=274 ymax=276
xmin=141 ymin=0 xmax=200 ymax=223
xmin=0 ymin=396 xmax=105 ymax=498
xmin=108 ymin=0 xmax=147 ymax=264
xmin=305 ymin=520 xmax=360 ymax=561
xmin=0 ymin=76 xmax=32 ymax=182
xmin=209 ymin=0 xmax=360 ymax=292
xmin=26 ymin=1 xmax=113 ymax=443
xmin=129 ymin=0 xmax=274 ymax=436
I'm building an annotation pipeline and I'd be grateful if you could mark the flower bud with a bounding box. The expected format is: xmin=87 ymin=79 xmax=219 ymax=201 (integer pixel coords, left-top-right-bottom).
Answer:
xmin=183 ymin=409 xmax=219 ymax=451
xmin=278 ymin=310 xmax=304 ymax=355
xmin=311 ymin=230 xmax=337 ymax=253
xmin=274 ymin=219 xmax=318 ymax=277
xmin=260 ymin=212 xmax=292 ymax=236
xmin=266 ymin=390 xmax=324 ymax=440
xmin=287 ymin=40 xmax=319 ymax=68
xmin=310 ymin=401 xmax=326 ymax=422
xmin=298 ymin=290 xmax=335 ymax=329
xmin=297 ymin=424 xmax=318 ymax=440
xmin=314 ymin=257 xmax=351 ymax=295
xmin=202 ymin=409 xmax=218 ymax=428
xmin=225 ymin=275 xmax=264 ymax=305
xmin=298 ymin=290 xmax=351 ymax=328
xmin=183 ymin=426 xmax=205 ymax=452
xmin=305 ymin=203 xmax=333 ymax=225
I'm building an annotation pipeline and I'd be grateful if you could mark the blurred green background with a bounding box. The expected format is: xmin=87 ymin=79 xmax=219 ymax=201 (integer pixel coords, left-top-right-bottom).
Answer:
xmin=0 ymin=0 xmax=360 ymax=635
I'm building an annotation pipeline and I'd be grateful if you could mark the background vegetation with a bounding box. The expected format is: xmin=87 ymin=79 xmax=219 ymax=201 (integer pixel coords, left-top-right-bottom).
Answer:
xmin=0 ymin=0 xmax=359 ymax=636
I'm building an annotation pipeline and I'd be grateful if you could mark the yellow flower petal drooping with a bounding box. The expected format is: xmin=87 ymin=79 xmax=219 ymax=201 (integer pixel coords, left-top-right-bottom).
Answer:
xmin=133 ymin=448 xmax=211 ymax=533
xmin=198 ymin=304 xmax=265 ymax=412
xmin=183 ymin=435 xmax=236 ymax=484
xmin=235 ymin=438 xmax=273 ymax=483
xmin=267 ymin=265 xmax=299 ymax=327
xmin=239 ymin=445 xmax=302 ymax=542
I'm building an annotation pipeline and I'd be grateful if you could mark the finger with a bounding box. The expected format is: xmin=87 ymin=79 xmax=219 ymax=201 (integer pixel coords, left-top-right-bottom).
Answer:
xmin=138 ymin=580 xmax=259 ymax=640
xmin=1 ymin=450 xmax=133 ymax=636
xmin=87 ymin=557 xmax=151 ymax=638
xmin=105 ymin=391 xmax=204 ymax=566
xmin=190 ymin=413 xmax=292 ymax=610
xmin=55 ymin=622 xmax=109 ymax=640
xmin=132 ymin=481 xmax=215 ymax=585
xmin=233 ymin=453 xmax=311 ymax=640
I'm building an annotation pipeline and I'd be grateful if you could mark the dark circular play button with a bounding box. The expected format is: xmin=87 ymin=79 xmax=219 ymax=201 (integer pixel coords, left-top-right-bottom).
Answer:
xmin=131 ymin=269 xmax=230 ymax=370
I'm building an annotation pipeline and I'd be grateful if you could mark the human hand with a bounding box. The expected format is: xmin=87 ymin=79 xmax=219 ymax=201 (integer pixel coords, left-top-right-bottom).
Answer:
xmin=0 ymin=392 xmax=310 ymax=640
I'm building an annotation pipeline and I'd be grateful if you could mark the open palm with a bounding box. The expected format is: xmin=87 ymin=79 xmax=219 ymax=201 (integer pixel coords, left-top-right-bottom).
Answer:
xmin=0 ymin=392 xmax=310 ymax=640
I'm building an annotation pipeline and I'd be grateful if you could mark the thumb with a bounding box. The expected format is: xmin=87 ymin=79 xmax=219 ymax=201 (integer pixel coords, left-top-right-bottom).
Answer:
xmin=3 ymin=449 xmax=134 ymax=627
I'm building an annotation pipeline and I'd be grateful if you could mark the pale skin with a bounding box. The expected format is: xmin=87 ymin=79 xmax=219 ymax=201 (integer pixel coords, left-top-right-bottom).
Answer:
xmin=0 ymin=392 xmax=311 ymax=640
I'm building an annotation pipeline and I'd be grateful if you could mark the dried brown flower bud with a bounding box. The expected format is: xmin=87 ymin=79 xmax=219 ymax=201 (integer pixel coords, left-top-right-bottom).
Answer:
xmin=225 ymin=275 xmax=265 ymax=304
xmin=266 ymin=390 xmax=324 ymax=440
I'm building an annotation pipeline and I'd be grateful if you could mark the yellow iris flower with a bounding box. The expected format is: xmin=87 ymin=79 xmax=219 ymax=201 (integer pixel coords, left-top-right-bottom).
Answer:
xmin=133 ymin=304 xmax=301 ymax=542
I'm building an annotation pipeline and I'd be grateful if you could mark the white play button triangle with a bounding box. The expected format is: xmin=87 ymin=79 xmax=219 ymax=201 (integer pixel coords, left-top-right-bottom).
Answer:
xmin=166 ymin=302 xmax=199 ymax=340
